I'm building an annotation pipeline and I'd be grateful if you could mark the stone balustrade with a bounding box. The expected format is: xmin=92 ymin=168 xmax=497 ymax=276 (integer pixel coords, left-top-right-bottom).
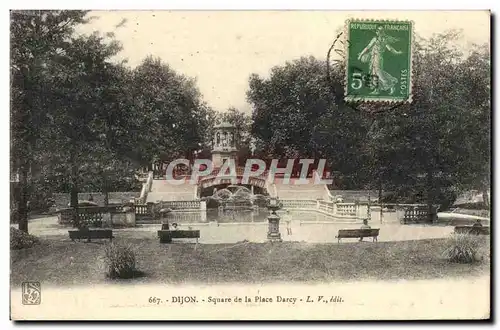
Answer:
xmin=317 ymin=200 xmax=335 ymax=214
xmin=281 ymin=200 xmax=317 ymax=209
xmin=57 ymin=205 xmax=134 ymax=227
xmin=161 ymin=200 xmax=201 ymax=210
xmin=56 ymin=197 xmax=436 ymax=226
xmin=336 ymin=203 xmax=357 ymax=217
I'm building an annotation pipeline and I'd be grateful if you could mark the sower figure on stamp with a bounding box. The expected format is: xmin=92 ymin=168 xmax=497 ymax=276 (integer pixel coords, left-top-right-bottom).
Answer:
xmin=357 ymin=26 xmax=402 ymax=95
xmin=359 ymin=219 xmax=371 ymax=242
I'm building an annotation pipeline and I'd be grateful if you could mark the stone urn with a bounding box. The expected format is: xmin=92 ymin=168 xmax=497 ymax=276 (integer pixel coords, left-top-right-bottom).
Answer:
xmin=266 ymin=197 xmax=283 ymax=242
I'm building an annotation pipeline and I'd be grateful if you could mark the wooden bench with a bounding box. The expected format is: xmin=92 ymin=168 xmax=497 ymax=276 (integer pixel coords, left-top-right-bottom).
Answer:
xmin=454 ymin=226 xmax=490 ymax=236
xmin=335 ymin=229 xmax=380 ymax=243
xmin=158 ymin=230 xmax=200 ymax=244
xmin=68 ymin=229 xmax=114 ymax=242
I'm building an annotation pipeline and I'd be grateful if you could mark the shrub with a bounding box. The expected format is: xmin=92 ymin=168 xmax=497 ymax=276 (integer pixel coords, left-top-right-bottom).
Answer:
xmin=104 ymin=243 xmax=137 ymax=279
xmin=10 ymin=227 xmax=39 ymax=250
xmin=445 ymin=233 xmax=481 ymax=264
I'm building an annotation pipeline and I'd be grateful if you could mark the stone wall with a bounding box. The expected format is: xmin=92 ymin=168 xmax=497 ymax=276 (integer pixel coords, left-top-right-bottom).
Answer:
xmin=53 ymin=192 xmax=140 ymax=209
xmin=110 ymin=211 xmax=136 ymax=227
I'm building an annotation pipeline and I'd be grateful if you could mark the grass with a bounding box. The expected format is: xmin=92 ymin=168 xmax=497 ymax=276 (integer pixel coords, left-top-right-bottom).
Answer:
xmin=10 ymin=235 xmax=490 ymax=287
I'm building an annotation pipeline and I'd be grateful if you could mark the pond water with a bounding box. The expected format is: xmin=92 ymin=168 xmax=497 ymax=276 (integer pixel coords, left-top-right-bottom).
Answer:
xmin=151 ymin=209 xmax=455 ymax=244
xmin=152 ymin=209 xmax=456 ymax=244
xmin=159 ymin=209 xmax=344 ymax=224
xmin=23 ymin=212 xmax=455 ymax=244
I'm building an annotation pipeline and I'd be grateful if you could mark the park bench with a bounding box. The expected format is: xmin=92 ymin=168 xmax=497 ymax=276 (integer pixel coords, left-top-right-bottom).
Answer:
xmin=68 ymin=228 xmax=114 ymax=242
xmin=454 ymin=226 xmax=490 ymax=236
xmin=158 ymin=229 xmax=200 ymax=244
xmin=335 ymin=228 xmax=380 ymax=243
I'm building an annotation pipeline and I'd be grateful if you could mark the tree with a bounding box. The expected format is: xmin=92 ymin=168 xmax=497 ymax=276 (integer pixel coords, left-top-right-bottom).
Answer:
xmin=128 ymin=56 xmax=212 ymax=168
xmin=365 ymin=31 xmax=490 ymax=215
xmin=246 ymin=30 xmax=490 ymax=205
xmin=247 ymin=56 xmax=369 ymax=186
xmin=38 ymin=30 xmax=127 ymax=220
xmin=10 ymin=10 xmax=89 ymax=232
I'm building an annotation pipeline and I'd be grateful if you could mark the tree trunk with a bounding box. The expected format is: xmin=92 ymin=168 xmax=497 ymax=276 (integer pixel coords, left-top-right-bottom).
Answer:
xmin=482 ymin=189 xmax=489 ymax=209
xmin=16 ymin=67 xmax=35 ymax=233
xmin=426 ymin=169 xmax=434 ymax=223
xmin=103 ymin=173 xmax=109 ymax=207
xmin=481 ymin=175 xmax=489 ymax=209
xmin=17 ymin=162 xmax=30 ymax=233
xmin=70 ymin=150 xmax=79 ymax=227
xmin=378 ymin=175 xmax=383 ymax=224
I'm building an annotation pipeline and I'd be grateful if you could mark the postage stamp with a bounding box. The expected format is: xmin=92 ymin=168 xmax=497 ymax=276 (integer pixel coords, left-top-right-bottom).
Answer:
xmin=345 ymin=19 xmax=413 ymax=103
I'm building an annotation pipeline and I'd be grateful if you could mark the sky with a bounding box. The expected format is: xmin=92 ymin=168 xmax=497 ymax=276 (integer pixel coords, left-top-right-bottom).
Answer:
xmin=76 ymin=10 xmax=490 ymax=113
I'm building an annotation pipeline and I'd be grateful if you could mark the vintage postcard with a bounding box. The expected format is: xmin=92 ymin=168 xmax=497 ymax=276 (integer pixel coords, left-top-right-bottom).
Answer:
xmin=10 ymin=10 xmax=491 ymax=320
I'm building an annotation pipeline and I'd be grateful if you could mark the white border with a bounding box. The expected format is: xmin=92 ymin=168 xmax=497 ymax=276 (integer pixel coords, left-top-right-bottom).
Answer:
xmin=2 ymin=1 xmax=497 ymax=329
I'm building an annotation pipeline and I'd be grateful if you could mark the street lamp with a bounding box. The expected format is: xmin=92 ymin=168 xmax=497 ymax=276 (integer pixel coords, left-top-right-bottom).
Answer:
xmin=266 ymin=196 xmax=283 ymax=242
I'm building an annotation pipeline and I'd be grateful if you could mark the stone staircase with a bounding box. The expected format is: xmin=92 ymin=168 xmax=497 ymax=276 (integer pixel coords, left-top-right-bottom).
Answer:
xmin=272 ymin=177 xmax=328 ymax=201
xmin=146 ymin=179 xmax=197 ymax=202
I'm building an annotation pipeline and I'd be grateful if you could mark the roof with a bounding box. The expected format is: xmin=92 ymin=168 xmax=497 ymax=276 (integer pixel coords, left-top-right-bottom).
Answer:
xmin=214 ymin=122 xmax=235 ymax=129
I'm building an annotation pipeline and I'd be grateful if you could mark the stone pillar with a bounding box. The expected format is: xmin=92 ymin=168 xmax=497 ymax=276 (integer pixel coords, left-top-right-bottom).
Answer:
xmin=125 ymin=210 xmax=136 ymax=227
xmin=370 ymin=206 xmax=381 ymax=223
xmin=357 ymin=203 xmax=368 ymax=220
xmin=396 ymin=207 xmax=405 ymax=223
xmin=102 ymin=212 xmax=112 ymax=228
xmin=200 ymin=200 xmax=207 ymax=222
xmin=267 ymin=213 xmax=282 ymax=242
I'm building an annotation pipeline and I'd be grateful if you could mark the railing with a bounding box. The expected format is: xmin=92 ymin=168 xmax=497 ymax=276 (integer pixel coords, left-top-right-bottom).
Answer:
xmin=336 ymin=203 xmax=357 ymax=217
xmin=138 ymin=171 xmax=154 ymax=203
xmin=139 ymin=187 xmax=147 ymax=203
xmin=402 ymin=207 xmax=428 ymax=224
xmin=160 ymin=200 xmax=201 ymax=210
xmin=197 ymin=167 xmax=270 ymax=182
xmin=280 ymin=199 xmax=357 ymax=219
xmin=138 ymin=212 xmax=204 ymax=224
xmin=57 ymin=208 xmax=74 ymax=225
xmin=281 ymin=200 xmax=317 ymax=209
xmin=57 ymin=206 xmax=116 ymax=227
xmin=77 ymin=207 xmax=106 ymax=227
xmin=313 ymin=170 xmax=334 ymax=201
xmin=317 ymin=200 xmax=335 ymax=214
xmin=134 ymin=204 xmax=150 ymax=215
xmin=401 ymin=205 xmax=440 ymax=224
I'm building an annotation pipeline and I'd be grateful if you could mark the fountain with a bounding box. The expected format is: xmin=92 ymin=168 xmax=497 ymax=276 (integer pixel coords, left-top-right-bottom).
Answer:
xmin=206 ymin=186 xmax=259 ymax=212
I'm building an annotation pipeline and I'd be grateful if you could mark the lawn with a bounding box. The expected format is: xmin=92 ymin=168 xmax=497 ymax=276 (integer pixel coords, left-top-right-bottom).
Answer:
xmin=11 ymin=235 xmax=490 ymax=287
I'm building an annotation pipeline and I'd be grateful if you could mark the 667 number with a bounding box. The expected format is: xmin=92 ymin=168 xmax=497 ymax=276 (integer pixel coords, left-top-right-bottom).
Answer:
xmin=149 ymin=296 xmax=162 ymax=304
xmin=351 ymin=73 xmax=378 ymax=89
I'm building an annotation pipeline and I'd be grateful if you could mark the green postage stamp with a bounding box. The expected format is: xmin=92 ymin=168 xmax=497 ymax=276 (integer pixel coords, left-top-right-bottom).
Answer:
xmin=345 ymin=19 xmax=413 ymax=103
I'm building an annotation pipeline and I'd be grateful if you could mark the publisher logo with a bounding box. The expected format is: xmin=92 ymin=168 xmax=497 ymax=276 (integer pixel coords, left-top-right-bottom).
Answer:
xmin=22 ymin=282 xmax=41 ymax=305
